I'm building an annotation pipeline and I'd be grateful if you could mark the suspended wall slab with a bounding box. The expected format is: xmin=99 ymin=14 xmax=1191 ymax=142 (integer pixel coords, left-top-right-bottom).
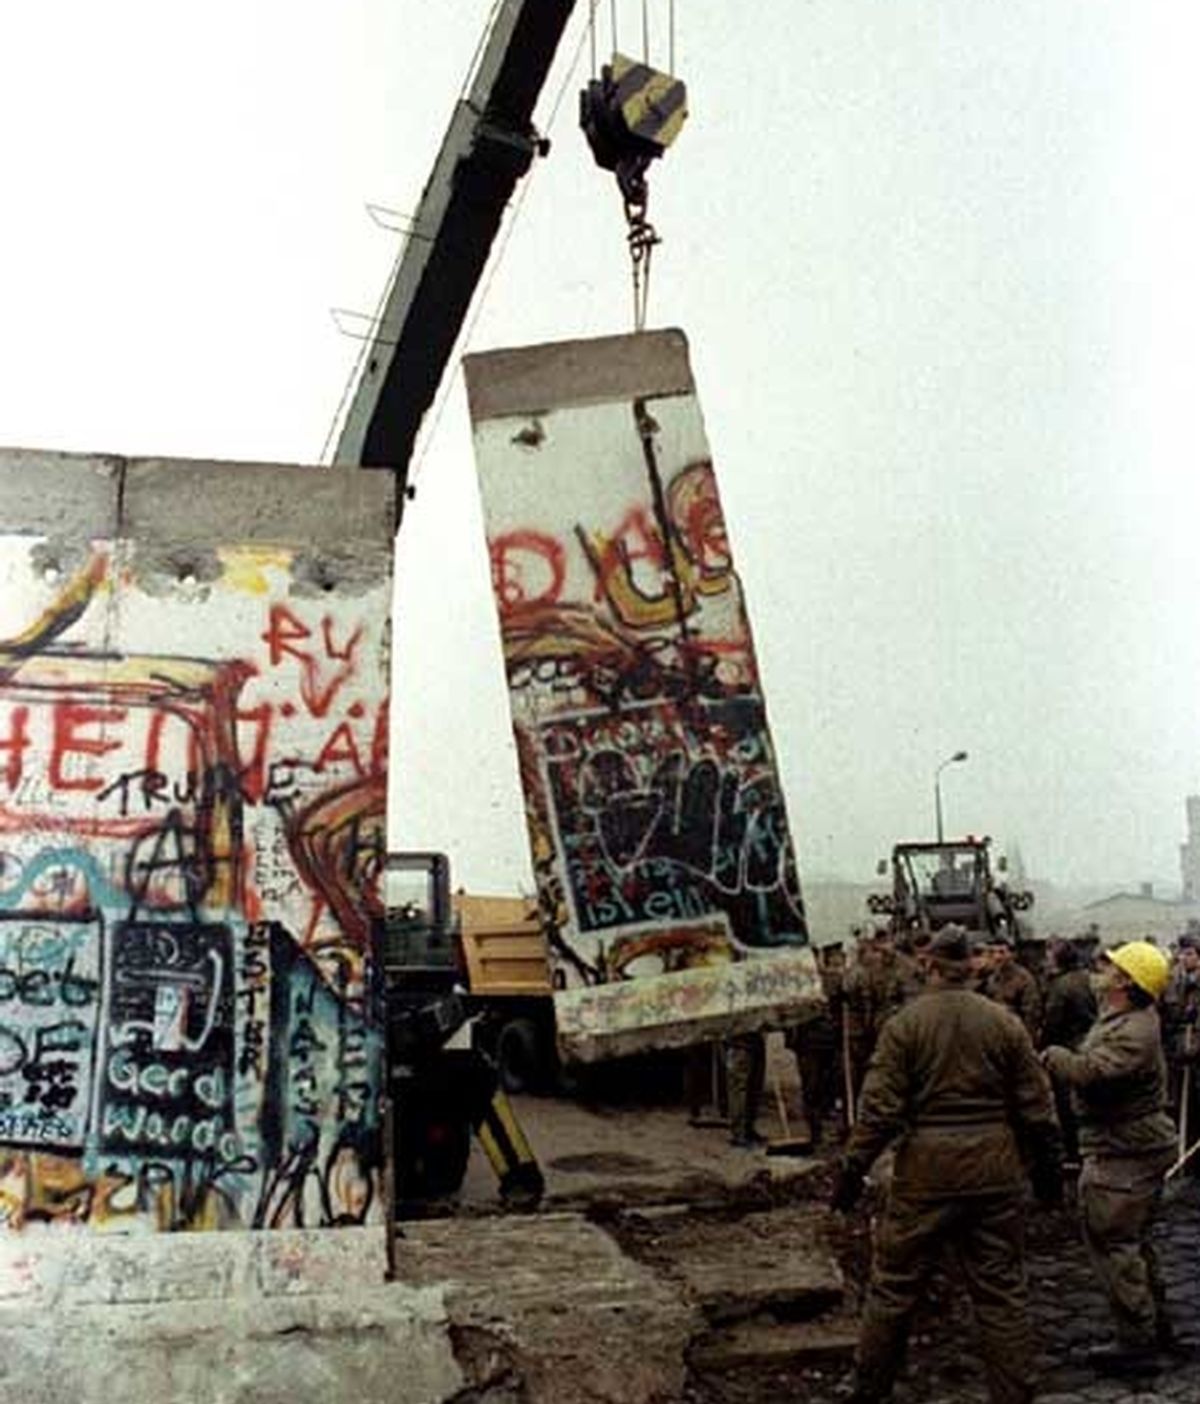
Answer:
xmin=464 ymin=331 xmax=820 ymax=1061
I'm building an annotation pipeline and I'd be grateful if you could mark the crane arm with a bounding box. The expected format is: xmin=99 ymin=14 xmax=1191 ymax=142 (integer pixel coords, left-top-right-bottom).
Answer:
xmin=334 ymin=0 xmax=577 ymax=492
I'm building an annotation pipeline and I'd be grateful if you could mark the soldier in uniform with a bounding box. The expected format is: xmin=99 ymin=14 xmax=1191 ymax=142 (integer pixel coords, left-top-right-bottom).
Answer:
xmin=787 ymin=942 xmax=845 ymax=1145
xmin=1042 ymin=941 xmax=1178 ymax=1374
xmin=980 ymin=928 xmax=1043 ymax=1041
xmin=724 ymin=1030 xmax=766 ymax=1147
xmin=1039 ymin=937 xmax=1098 ymax=1164
xmin=832 ymin=925 xmax=1062 ymax=1404
xmin=1075 ymin=923 xmax=1103 ymax=973
xmin=1161 ymin=931 xmax=1200 ymax=1163
xmin=843 ymin=926 xmax=923 ymax=1103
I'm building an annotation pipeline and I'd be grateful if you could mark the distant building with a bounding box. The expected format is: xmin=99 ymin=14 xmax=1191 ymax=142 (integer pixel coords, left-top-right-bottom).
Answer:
xmin=1182 ymin=795 xmax=1200 ymax=903
xmin=1081 ymin=889 xmax=1200 ymax=947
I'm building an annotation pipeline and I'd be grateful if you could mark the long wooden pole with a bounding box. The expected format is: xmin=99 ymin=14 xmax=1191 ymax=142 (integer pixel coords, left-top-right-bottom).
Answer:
xmin=842 ymin=1015 xmax=857 ymax=1127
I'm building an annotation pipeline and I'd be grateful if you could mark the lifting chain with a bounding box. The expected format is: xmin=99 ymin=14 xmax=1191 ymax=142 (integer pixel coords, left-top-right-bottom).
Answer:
xmin=624 ymin=191 xmax=661 ymax=332
xmin=580 ymin=41 xmax=687 ymax=334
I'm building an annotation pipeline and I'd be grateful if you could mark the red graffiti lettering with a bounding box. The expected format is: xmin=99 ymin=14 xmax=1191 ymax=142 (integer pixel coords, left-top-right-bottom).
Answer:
xmin=490 ymin=531 xmax=566 ymax=613
xmin=321 ymin=617 xmax=358 ymax=661
xmin=235 ymin=703 xmax=274 ymax=802
xmin=0 ymin=705 xmax=30 ymax=790
xmin=261 ymin=604 xmax=364 ymax=718
xmin=314 ymin=722 xmax=364 ymax=777
xmin=369 ymin=700 xmax=389 ymax=777
xmin=50 ymin=704 xmax=126 ymax=792
xmin=262 ymin=603 xmax=310 ymax=666
xmin=143 ymin=710 xmax=167 ymax=776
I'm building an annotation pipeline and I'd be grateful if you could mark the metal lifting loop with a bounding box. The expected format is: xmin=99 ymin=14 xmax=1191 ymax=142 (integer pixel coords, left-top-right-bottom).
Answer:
xmin=624 ymin=193 xmax=660 ymax=331
xmin=580 ymin=40 xmax=687 ymax=334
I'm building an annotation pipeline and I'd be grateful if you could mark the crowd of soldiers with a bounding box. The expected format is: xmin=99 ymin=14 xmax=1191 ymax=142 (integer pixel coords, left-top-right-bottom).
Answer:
xmin=791 ymin=918 xmax=1200 ymax=1404
xmin=791 ymin=921 xmax=1200 ymax=1160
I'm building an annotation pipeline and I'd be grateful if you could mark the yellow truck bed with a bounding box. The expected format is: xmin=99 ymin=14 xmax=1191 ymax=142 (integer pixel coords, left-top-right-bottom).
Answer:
xmin=455 ymin=894 xmax=552 ymax=998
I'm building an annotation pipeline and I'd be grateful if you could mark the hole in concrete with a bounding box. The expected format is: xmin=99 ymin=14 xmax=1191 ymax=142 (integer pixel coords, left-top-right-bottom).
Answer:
xmin=511 ymin=418 xmax=545 ymax=449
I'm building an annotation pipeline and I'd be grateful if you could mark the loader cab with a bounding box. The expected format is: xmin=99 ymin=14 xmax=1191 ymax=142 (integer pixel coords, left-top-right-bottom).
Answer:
xmin=868 ymin=837 xmax=1034 ymax=938
xmin=870 ymin=838 xmax=995 ymax=935
xmin=897 ymin=842 xmax=988 ymax=930
xmin=375 ymin=850 xmax=467 ymax=1062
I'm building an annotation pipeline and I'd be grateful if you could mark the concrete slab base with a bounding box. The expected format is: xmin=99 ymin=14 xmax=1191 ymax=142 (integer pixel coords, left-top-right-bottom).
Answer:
xmin=0 ymin=1228 xmax=461 ymax=1404
xmin=688 ymin=1311 xmax=860 ymax=1372
xmin=616 ymin=1204 xmax=845 ymax=1325
xmin=0 ymin=1205 xmax=845 ymax=1402
xmin=400 ymin=1212 xmax=701 ymax=1403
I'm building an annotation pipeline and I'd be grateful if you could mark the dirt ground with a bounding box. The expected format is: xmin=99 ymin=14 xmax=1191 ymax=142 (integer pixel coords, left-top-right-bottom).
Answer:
xmin=438 ymin=1044 xmax=1200 ymax=1404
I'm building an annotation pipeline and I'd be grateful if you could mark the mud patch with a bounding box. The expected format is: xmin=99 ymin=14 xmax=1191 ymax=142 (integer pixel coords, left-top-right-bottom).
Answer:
xmin=447 ymin=1323 xmax=528 ymax=1403
xmin=548 ymin=1151 xmax=659 ymax=1175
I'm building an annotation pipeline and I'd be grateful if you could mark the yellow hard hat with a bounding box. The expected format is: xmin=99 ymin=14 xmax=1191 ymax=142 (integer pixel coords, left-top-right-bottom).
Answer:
xmin=1107 ymin=940 xmax=1170 ymax=999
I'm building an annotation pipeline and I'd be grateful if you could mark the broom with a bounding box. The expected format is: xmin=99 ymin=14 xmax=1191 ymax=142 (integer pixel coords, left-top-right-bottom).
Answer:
xmin=1166 ymin=1028 xmax=1196 ymax=1184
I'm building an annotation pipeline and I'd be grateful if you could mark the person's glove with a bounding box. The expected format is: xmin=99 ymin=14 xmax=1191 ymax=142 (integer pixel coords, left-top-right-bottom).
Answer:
xmin=830 ymin=1162 xmax=865 ymax=1214
xmin=1030 ymin=1155 xmax=1064 ymax=1209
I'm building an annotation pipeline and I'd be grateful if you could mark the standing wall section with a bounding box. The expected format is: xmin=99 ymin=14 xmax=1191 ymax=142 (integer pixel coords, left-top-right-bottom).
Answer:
xmin=0 ymin=449 xmax=394 ymax=1232
xmin=464 ymin=331 xmax=820 ymax=1060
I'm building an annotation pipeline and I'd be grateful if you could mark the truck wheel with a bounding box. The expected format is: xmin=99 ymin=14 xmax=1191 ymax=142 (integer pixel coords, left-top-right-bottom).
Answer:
xmin=496 ymin=1016 xmax=545 ymax=1095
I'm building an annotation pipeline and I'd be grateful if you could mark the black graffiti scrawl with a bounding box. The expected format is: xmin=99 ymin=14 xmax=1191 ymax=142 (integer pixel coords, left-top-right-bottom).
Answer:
xmin=0 ymin=915 xmax=104 ymax=1149
xmin=98 ymin=922 xmax=237 ymax=1162
xmin=468 ymin=333 xmax=809 ymax=995
xmin=255 ymin=924 xmax=379 ymax=1228
xmin=543 ymin=697 xmax=804 ymax=948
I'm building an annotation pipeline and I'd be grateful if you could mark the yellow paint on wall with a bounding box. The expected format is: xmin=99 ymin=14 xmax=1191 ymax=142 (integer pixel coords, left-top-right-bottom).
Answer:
xmin=218 ymin=545 xmax=293 ymax=595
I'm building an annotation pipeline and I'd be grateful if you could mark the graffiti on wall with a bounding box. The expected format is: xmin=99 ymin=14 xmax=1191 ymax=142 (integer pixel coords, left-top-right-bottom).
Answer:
xmin=0 ymin=475 xmax=390 ymax=1233
xmin=468 ymin=345 xmax=807 ymax=991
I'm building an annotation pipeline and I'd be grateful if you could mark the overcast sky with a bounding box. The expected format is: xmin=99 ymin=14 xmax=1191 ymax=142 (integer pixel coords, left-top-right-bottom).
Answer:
xmin=1 ymin=2 xmax=1197 ymax=896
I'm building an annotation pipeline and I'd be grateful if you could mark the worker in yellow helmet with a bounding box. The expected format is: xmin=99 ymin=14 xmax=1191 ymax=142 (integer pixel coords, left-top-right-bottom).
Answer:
xmin=1041 ymin=940 xmax=1177 ymax=1377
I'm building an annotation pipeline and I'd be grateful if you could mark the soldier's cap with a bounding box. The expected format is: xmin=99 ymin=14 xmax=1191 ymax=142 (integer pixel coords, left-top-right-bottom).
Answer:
xmin=929 ymin=924 xmax=972 ymax=963
xmin=1178 ymin=932 xmax=1200 ymax=951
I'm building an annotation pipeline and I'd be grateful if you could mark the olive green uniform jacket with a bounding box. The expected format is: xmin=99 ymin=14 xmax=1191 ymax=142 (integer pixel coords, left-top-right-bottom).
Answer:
xmin=1040 ymin=968 xmax=1097 ymax=1052
xmin=1042 ymin=1005 xmax=1175 ymax=1162
xmin=1042 ymin=1004 xmax=1176 ymax=1348
xmin=982 ymin=961 xmax=1043 ymax=1043
xmin=845 ymin=982 xmax=1059 ymax=1195
xmin=844 ymin=980 xmax=1058 ymax=1404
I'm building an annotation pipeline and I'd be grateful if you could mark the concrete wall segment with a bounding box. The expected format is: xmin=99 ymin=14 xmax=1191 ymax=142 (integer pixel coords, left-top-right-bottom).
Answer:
xmin=0 ymin=447 xmax=394 ymax=1235
xmin=467 ymin=332 xmax=811 ymax=1060
xmin=0 ymin=1227 xmax=459 ymax=1404
xmin=122 ymin=456 xmax=395 ymax=552
xmin=0 ymin=448 xmax=121 ymax=537
xmin=463 ymin=327 xmax=693 ymax=421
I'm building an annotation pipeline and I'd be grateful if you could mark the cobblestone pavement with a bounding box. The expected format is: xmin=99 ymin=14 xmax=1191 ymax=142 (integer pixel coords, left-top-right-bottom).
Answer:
xmin=688 ymin=1176 xmax=1200 ymax=1403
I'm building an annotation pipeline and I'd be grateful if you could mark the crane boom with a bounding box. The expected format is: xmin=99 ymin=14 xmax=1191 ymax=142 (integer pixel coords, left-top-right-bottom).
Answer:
xmin=333 ymin=0 xmax=576 ymax=496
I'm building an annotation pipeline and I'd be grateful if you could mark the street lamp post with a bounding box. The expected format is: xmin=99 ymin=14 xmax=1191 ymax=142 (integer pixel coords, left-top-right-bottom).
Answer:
xmin=934 ymin=751 xmax=969 ymax=843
